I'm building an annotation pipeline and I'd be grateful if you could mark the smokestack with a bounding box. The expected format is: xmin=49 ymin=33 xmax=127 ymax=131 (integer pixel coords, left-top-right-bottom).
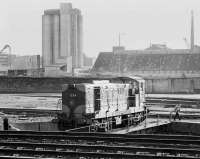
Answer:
xmin=191 ymin=10 xmax=194 ymax=51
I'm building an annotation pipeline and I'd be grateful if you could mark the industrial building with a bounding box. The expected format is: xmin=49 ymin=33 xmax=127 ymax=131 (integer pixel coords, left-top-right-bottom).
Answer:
xmin=8 ymin=55 xmax=42 ymax=77
xmin=42 ymin=3 xmax=83 ymax=76
xmin=0 ymin=44 xmax=41 ymax=76
xmin=92 ymin=45 xmax=200 ymax=78
xmin=0 ymin=54 xmax=42 ymax=77
xmin=92 ymin=11 xmax=200 ymax=78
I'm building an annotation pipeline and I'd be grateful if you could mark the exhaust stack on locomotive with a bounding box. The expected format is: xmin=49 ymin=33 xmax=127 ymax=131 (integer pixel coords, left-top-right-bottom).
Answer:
xmin=59 ymin=77 xmax=146 ymax=131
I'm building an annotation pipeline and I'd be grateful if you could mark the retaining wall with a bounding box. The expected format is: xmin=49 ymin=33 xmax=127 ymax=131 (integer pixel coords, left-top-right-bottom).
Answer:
xmin=0 ymin=76 xmax=200 ymax=94
xmin=145 ymin=77 xmax=200 ymax=93
xmin=130 ymin=122 xmax=200 ymax=135
xmin=0 ymin=76 xmax=99 ymax=93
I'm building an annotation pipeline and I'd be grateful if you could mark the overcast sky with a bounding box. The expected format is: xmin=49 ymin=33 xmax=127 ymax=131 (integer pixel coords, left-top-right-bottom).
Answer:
xmin=1 ymin=0 xmax=200 ymax=57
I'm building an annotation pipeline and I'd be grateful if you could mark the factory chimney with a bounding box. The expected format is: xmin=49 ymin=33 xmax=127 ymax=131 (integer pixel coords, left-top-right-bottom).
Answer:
xmin=190 ymin=10 xmax=194 ymax=52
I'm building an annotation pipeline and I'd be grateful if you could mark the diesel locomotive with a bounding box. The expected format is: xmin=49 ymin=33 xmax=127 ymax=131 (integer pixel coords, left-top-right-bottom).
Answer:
xmin=59 ymin=77 xmax=147 ymax=131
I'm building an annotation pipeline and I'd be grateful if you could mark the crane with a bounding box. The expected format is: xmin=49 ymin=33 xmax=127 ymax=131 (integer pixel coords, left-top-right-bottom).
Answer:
xmin=0 ymin=44 xmax=12 ymax=68
xmin=0 ymin=44 xmax=11 ymax=54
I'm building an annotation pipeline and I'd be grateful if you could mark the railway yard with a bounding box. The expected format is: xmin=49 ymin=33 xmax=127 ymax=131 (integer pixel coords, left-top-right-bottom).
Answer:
xmin=2 ymin=0 xmax=200 ymax=158
xmin=0 ymin=94 xmax=200 ymax=158
xmin=0 ymin=131 xmax=200 ymax=158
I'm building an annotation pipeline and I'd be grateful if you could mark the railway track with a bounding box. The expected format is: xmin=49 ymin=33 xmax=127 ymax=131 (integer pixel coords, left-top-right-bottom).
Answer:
xmin=0 ymin=131 xmax=199 ymax=158
xmin=146 ymin=97 xmax=200 ymax=106
xmin=146 ymin=97 xmax=200 ymax=119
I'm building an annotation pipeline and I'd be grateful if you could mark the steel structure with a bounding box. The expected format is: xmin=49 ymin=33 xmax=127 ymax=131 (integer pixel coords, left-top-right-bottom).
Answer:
xmin=0 ymin=44 xmax=12 ymax=68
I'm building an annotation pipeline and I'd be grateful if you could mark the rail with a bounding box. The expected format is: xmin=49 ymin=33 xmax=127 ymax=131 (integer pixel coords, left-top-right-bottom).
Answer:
xmin=0 ymin=148 xmax=198 ymax=159
xmin=1 ymin=131 xmax=200 ymax=140
xmin=0 ymin=131 xmax=199 ymax=158
xmin=0 ymin=141 xmax=200 ymax=155
xmin=0 ymin=134 xmax=200 ymax=145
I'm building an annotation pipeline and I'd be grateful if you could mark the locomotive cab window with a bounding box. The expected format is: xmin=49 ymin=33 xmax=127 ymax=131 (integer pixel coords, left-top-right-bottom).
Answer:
xmin=141 ymin=83 xmax=144 ymax=91
xmin=135 ymin=87 xmax=139 ymax=94
xmin=94 ymin=87 xmax=101 ymax=111
xmin=128 ymin=88 xmax=136 ymax=107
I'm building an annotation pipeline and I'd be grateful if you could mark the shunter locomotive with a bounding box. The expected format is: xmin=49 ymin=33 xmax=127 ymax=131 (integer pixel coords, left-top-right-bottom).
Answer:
xmin=59 ymin=77 xmax=146 ymax=131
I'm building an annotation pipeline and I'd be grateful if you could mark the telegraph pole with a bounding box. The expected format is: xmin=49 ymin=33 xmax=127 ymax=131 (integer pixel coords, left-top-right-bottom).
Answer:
xmin=8 ymin=46 xmax=11 ymax=69
xmin=190 ymin=10 xmax=194 ymax=52
xmin=117 ymin=33 xmax=125 ymax=76
xmin=118 ymin=33 xmax=121 ymax=46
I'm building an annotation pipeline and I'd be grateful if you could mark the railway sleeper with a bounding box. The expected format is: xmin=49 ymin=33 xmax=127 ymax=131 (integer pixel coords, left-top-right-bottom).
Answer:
xmin=0 ymin=142 xmax=200 ymax=157
xmin=1 ymin=137 xmax=200 ymax=148
xmin=0 ymin=149 xmax=199 ymax=159
xmin=2 ymin=131 xmax=200 ymax=141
